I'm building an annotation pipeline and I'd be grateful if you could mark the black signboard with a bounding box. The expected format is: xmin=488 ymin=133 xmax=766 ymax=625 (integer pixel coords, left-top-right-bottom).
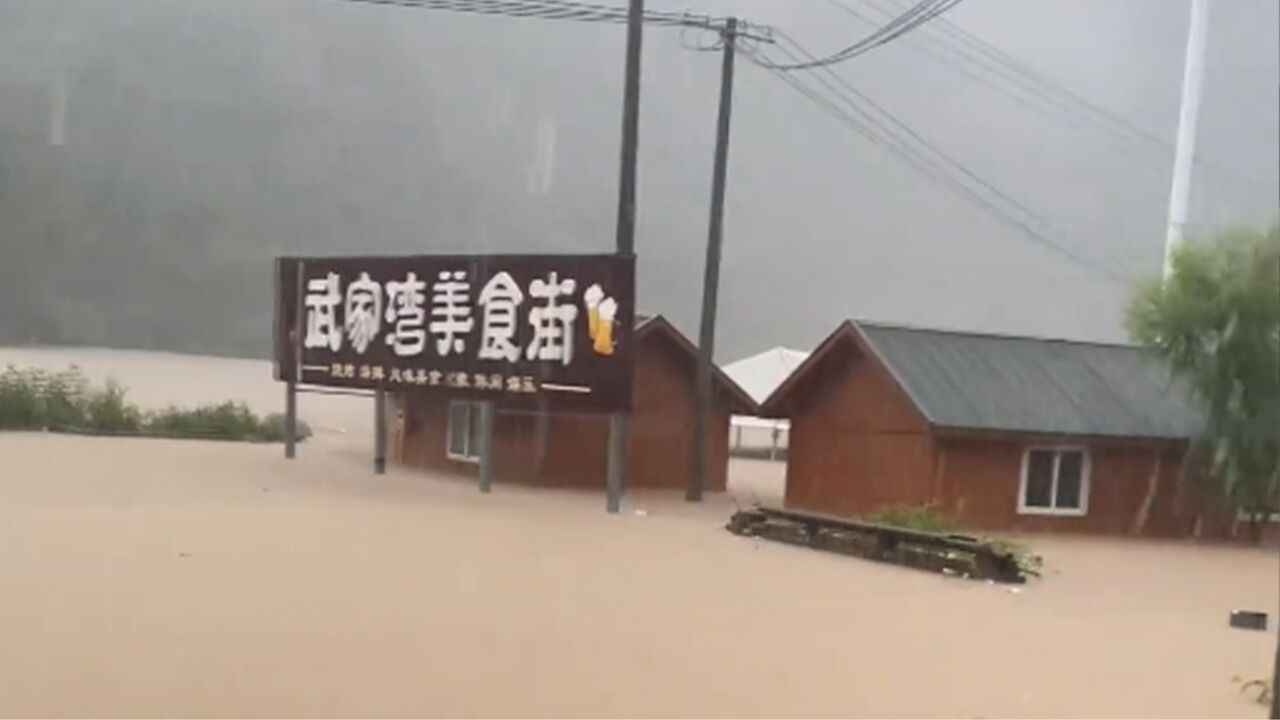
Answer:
xmin=274 ymin=254 xmax=635 ymax=412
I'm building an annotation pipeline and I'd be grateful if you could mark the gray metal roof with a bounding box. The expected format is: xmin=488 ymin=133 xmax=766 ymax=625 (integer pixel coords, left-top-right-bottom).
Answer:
xmin=858 ymin=322 xmax=1203 ymax=439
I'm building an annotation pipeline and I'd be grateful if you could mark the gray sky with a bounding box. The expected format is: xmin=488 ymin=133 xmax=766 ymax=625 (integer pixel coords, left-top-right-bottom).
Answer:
xmin=0 ymin=0 xmax=1276 ymax=360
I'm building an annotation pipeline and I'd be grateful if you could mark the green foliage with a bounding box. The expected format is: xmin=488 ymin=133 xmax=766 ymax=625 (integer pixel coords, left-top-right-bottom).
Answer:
xmin=261 ymin=412 xmax=313 ymax=443
xmin=869 ymin=504 xmax=960 ymax=533
xmin=1127 ymin=224 xmax=1280 ymax=535
xmin=84 ymin=379 xmax=143 ymax=432
xmin=0 ymin=365 xmax=299 ymax=443
xmin=41 ymin=368 xmax=90 ymax=428
xmin=0 ymin=366 xmax=43 ymax=428
xmin=0 ymin=365 xmax=91 ymax=429
xmin=987 ymin=538 xmax=1043 ymax=577
xmin=148 ymin=401 xmax=260 ymax=439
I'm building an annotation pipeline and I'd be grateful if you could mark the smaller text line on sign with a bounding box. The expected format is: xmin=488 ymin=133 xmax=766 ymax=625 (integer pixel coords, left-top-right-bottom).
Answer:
xmin=274 ymin=254 xmax=635 ymax=413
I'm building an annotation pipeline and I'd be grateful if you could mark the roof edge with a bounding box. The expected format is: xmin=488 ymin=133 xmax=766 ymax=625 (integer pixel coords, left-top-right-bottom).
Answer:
xmin=849 ymin=321 xmax=938 ymax=427
xmin=855 ymin=318 xmax=1138 ymax=350
xmin=932 ymin=424 xmax=1194 ymax=443
xmin=760 ymin=320 xmax=858 ymax=416
xmin=635 ymin=315 xmax=760 ymax=415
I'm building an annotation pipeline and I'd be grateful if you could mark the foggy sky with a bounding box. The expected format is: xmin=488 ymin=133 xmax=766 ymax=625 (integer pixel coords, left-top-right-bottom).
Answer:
xmin=1 ymin=0 xmax=1276 ymax=361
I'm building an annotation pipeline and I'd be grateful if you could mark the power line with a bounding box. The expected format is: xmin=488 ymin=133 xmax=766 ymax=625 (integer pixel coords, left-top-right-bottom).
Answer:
xmin=331 ymin=0 xmax=714 ymax=28
xmin=755 ymin=33 xmax=1048 ymax=232
xmin=775 ymin=29 xmax=1047 ymax=230
xmin=837 ymin=0 xmax=1162 ymax=149
xmin=743 ymin=34 xmax=1128 ymax=283
xmin=334 ymin=0 xmax=1126 ymax=281
xmin=756 ymin=0 xmax=965 ymax=69
xmin=833 ymin=0 xmax=1269 ymax=190
xmin=333 ymin=0 xmax=778 ymax=43
xmin=853 ymin=0 xmax=965 ymax=54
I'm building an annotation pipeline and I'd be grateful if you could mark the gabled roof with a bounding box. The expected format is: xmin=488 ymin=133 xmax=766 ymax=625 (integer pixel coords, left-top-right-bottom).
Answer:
xmin=723 ymin=346 xmax=810 ymax=405
xmin=635 ymin=315 xmax=759 ymax=415
xmin=764 ymin=320 xmax=1202 ymax=440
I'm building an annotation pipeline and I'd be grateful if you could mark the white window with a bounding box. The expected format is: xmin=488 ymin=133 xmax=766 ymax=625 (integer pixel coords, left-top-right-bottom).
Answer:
xmin=1018 ymin=447 xmax=1089 ymax=516
xmin=446 ymin=401 xmax=484 ymax=463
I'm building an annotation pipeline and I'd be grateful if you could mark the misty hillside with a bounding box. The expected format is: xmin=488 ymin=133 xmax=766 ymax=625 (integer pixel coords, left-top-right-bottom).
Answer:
xmin=1 ymin=0 xmax=1276 ymax=360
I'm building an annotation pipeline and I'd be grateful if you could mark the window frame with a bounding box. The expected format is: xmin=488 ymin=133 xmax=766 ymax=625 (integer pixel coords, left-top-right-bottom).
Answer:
xmin=1017 ymin=446 xmax=1090 ymax=517
xmin=446 ymin=400 xmax=481 ymax=463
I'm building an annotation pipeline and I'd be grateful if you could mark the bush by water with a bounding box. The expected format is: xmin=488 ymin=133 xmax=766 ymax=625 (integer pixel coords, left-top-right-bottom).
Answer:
xmin=0 ymin=365 xmax=310 ymax=443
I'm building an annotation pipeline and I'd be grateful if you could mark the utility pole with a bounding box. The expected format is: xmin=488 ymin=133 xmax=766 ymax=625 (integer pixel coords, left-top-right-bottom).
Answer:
xmin=606 ymin=0 xmax=644 ymax=513
xmin=688 ymin=17 xmax=737 ymax=502
xmin=1271 ymin=255 xmax=1279 ymax=720
xmin=1163 ymin=0 xmax=1210 ymax=279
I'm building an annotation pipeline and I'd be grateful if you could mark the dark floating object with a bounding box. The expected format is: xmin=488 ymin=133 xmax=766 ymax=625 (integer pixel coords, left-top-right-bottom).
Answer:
xmin=727 ymin=504 xmax=1030 ymax=584
xmin=1229 ymin=610 xmax=1268 ymax=631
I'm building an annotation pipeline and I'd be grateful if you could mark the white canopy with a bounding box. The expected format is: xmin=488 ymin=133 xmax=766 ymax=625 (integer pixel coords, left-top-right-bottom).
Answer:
xmin=724 ymin=346 xmax=808 ymax=434
xmin=723 ymin=346 xmax=809 ymax=406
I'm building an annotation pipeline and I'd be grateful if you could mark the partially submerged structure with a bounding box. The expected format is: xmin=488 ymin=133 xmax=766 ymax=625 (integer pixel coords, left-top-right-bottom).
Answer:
xmin=391 ymin=315 xmax=756 ymax=491
xmin=763 ymin=320 xmax=1215 ymax=536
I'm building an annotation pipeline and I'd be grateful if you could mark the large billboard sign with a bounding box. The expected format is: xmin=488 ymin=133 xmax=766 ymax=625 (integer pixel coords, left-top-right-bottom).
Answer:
xmin=275 ymin=254 xmax=635 ymax=412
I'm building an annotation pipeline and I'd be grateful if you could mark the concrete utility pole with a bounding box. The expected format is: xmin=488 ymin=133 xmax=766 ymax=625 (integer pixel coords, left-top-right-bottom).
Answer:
xmin=688 ymin=18 xmax=738 ymax=502
xmin=1271 ymin=256 xmax=1280 ymax=720
xmin=606 ymin=0 xmax=644 ymax=513
xmin=1162 ymin=0 xmax=1210 ymax=280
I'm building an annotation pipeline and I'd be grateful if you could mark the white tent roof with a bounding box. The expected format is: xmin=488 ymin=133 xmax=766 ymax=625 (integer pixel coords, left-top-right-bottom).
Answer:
xmin=723 ymin=346 xmax=809 ymax=406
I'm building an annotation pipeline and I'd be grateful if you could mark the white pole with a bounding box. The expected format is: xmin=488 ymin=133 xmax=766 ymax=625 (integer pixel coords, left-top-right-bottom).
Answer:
xmin=1163 ymin=0 xmax=1211 ymax=280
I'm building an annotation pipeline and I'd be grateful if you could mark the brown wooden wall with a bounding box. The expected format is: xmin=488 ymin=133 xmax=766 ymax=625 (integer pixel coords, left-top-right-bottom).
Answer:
xmin=390 ymin=329 xmax=730 ymax=491
xmin=932 ymin=435 xmax=1192 ymax=536
xmin=780 ymin=333 xmax=1211 ymax=537
xmin=784 ymin=338 xmax=934 ymax=517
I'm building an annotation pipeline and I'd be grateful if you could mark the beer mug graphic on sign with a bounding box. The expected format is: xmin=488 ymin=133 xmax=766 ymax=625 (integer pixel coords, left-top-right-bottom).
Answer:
xmin=584 ymin=283 xmax=604 ymax=339
xmin=584 ymin=283 xmax=618 ymax=357
xmin=593 ymin=297 xmax=617 ymax=356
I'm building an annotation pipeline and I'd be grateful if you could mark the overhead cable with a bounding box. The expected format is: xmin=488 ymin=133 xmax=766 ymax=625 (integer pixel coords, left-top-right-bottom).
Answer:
xmin=833 ymin=0 xmax=1269 ymax=189
xmin=744 ymin=35 xmax=1127 ymax=282
xmin=756 ymin=0 xmax=965 ymax=70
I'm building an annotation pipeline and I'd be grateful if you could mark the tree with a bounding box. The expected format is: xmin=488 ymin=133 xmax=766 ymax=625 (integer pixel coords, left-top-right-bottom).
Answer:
xmin=1127 ymin=224 xmax=1280 ymax=541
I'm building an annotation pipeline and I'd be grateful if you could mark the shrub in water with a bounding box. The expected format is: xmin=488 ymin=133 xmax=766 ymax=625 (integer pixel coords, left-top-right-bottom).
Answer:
xmin=0 ymin=365 xmax=297 ymax=444
xmin=868 ymin=504 xmax=960 ymax=534
xmin=149 ymin=401 xmax=259 ymax=439
xmin=0 ymin=366 xmax=43 ymax=429
xmin=0 ymin=366 xmax=93 ymax=430
xmin=85 ymin=380 xmax=142 ymax=432
xmin=41 ymin=368 xmax=90 ymax=429
xmin=261 ymin=413 xmax=313 ymax=443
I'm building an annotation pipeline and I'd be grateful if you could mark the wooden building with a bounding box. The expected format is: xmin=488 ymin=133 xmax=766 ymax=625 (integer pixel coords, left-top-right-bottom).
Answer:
xmin=762 ymin=320 xmax=1219 ymax=536
xmin=389 ymin=315 xmax=757 ymax=491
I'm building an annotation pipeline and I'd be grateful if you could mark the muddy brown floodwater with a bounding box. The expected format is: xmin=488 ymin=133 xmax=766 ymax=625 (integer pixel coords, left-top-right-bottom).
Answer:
xmin=0 ymin=347 xmax=1276 ymax=717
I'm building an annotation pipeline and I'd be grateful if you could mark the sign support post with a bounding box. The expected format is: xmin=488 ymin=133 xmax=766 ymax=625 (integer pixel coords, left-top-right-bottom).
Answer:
xmin=479 ymin=401 xmax=495 ymax=493
xmin=374 ymin=389 xmax=387 ymax=474
xmin=285 ymin=383 xmax=297 ymax=459
xmin=285 ymin=259 xmax=304 ymax=460
xmin=606 ymin=414 xmax=628 ymax=512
